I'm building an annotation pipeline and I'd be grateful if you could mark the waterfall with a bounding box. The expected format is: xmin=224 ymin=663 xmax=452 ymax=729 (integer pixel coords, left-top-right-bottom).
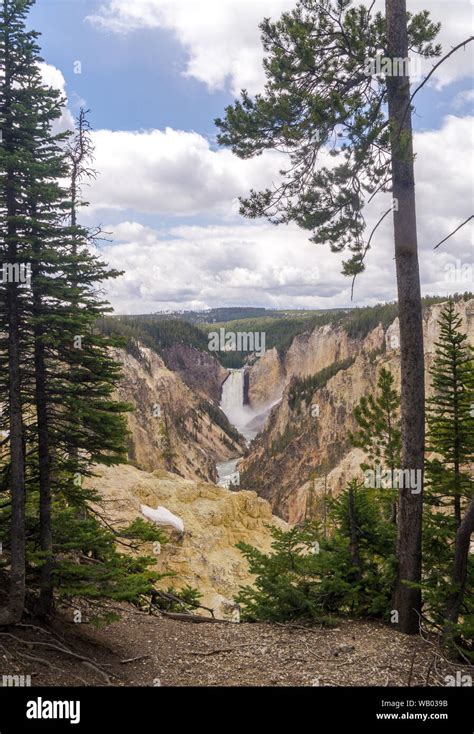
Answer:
xmin=220 ymin=369 xmax=245 ymax=426
xmin=220 ymin=368 xmax=256 ymax=437
xmin=217 ymin=369 xmax=260 ymax=487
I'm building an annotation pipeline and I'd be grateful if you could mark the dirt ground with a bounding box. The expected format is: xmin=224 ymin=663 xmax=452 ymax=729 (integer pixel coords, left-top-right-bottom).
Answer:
xmin=0 ymin=605 xmax=472 ymax=688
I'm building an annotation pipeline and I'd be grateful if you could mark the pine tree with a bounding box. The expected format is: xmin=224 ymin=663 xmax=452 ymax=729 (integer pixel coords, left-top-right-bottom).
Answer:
xmin=423 ymin=301 xmax=473 ymax=649
xmin=0 ymin=0 xmax=38 ymax=623
xmin=237 ymin=481 xmax=395 ymax=622
xmin=350 ymin=366 xmax=401 ymax=522
xmin=426 ymin=301 xmax=473 ymax=527
xmin=0 ymin=0 xmax=157 ymax=622
xmin=216 ymin=0 xmax=443 ymax=632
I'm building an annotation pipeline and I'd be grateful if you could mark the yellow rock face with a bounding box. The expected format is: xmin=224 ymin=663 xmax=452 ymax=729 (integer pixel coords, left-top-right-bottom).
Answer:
xmin=86 ymin=464 xmax=287 ymax=619
xmin=242 ymin=299 xmax=474 ymax=523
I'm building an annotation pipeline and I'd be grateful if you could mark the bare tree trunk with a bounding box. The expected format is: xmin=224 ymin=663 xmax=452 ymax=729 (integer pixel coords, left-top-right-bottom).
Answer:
xmin=445 ymin=498 xmax=474 ymax=627
xmin=385 ymin=0 xmax=425 ymax=634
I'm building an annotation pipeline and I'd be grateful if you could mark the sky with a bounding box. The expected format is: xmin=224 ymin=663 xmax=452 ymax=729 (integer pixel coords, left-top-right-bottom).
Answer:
xmin=30 ymin=0 xmax=474 ymax=314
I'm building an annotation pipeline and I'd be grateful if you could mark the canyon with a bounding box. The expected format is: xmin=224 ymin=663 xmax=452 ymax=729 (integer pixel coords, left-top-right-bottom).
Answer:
xmin=114 ymin=298 xmax=474 ymax=525
xmin=99 ymin=298 xmax=473 ymax=613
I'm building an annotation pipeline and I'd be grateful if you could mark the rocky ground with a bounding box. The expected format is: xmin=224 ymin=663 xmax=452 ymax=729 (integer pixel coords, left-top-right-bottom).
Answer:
xmin=1 ymin=607 xmax=472 ymax=688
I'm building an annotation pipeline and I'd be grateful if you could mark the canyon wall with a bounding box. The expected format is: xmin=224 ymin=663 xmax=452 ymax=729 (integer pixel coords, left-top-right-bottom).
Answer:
xmin=161 ymin=343 xmax=227 ymax=404
xmin=241 ymin=299 xmax=474 ymax=523
xmin=114 ymin=344 xmax=244 ymax=484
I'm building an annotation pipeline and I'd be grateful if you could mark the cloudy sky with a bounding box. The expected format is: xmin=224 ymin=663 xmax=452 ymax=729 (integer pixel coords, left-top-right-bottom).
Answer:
xmin=31 ymin=0 xmax=473 ymax=314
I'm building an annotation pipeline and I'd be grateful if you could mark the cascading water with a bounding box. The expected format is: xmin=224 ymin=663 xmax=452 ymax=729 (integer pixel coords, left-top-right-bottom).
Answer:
xmin=217 ymin=368 xmax=258 ymax=488
xmin=220 ymin=370 xmax=248 ymax=435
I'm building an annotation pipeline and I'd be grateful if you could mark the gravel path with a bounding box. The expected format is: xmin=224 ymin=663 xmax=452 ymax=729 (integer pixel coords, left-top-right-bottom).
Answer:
xmin=1 ymin=607 xmax=472 ymax=688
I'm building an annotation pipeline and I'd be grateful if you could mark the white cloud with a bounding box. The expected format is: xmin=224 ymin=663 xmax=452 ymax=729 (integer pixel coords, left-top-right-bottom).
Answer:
xmin=88 ymin=0 xmax=474 ymax=95
xmin=38 ymin=62 xmax=75 ymax=134
xmin=452 ymin=88 xmax=474 ymax=110
xmin=87 ymin=0 xmax=294 ymax=95
xmin=95 ymin=115 xmax=473 ymax=313
xmin=100 ymin=220 xmax=344 ymax=314
xmin=87 ymin=127 xmax=285 ymax=216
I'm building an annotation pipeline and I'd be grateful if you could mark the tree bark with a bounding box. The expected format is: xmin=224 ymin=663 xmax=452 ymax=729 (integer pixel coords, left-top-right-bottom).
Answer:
xmin=385 ymin=0 xmax=425 ymax=634
xmin=445 ymin=498 xmax=474 ymax=627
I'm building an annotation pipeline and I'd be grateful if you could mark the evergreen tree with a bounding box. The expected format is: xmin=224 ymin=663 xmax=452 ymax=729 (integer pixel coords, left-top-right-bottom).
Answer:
xmin=237 ymin=481 xmax=395 ymax=622
xmin=350 ymin=366 xmax=401 ymax=522
xmin=0 ymin=0 xmax=158 ymax=622
xmin=426 ymin=301 xmax=473 ymax=527
xmin=0 ymin=0 xmax=38 ymax=623
xmin=215 ymin=0 xmax=444 ymax=633
xmin=423 ymin=301 xmax=473 ymax=652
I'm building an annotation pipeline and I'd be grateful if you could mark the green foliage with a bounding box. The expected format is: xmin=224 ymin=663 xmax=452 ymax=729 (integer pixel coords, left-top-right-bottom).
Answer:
xmin=119 ymin=518 xmax=167 ymax=545
xmin=237 ymin=483 xmax=396 ymax=623
xmin=288 ymin=357 xmax=356 ymax=410
xmin=236 ymin=524 xmax=337 ymax=623
xmin=423 ymin=301 xmax=474 ymax=655
xmin=0 ymin=2 xmax=161 ymax=623
xmin=216 ymin=0 xmax=441 ymax=277
xmin=98 ymin=316 xmax=209 ymax=357
xmin=426 ymin=301 xmax=474 ymax=511
xmin=21 ymin=503 xmax=163 ymax=622
xmin=350 ymin=366 xmax=401 ymax=524
xmin=350 ymin=367 xmax=401 ymax=471
xmin=98 ymin=296 xmax=471 ymax=371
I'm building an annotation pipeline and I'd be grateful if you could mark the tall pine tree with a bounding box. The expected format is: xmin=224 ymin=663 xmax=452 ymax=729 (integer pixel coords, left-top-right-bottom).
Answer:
xmin=424 ymin=301 xmax=473 ymax=649
xmin=215 ymin=0 xmax=444 ymax=631
xmin=1 ymin=0 xmax=158 ymax=623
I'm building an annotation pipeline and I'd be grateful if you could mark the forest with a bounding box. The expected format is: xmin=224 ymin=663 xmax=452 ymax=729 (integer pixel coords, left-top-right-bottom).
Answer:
xmin=0 ymin=0 xmax=472 ymax=726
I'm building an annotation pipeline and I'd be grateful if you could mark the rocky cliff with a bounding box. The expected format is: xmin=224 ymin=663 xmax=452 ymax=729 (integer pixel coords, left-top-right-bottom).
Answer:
xmin=87 ymin=464 xmax=286 ymax=619
xmin=114 ymin=344 xmax=244 ymax=484
xmin=241 ymin=299 xmax=474 ymax=523
xmin=161 ymin=343 xmax=227 ymax=404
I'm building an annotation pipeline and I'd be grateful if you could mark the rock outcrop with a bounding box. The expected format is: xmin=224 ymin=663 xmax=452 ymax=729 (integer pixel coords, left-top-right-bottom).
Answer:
xmin=161 ymin=343 xmax=228 ymax=404
xmin=241 ymin=299 xmax=474 ymax=523
xmin=87 ymin=464 xmax=287 ymax=619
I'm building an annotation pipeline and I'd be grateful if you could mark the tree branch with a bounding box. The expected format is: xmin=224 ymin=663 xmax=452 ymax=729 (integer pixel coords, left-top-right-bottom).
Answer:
xmin=399 ymin=37 xmax=474 ymax=136
xmin=351 ymin=206 xmax=393 ymax=299
xmin=434 ymin=215 xmax=473 ymax=250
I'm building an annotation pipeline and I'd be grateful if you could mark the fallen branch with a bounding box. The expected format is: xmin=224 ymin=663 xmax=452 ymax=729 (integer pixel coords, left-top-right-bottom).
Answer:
xmin=120 ymin=654 xmax=149 ymax=665
xmin=160 ymin=611 xmax=229 ymax=624
xmin=188 ymin=644 xmax=254 ymax=657
xmin=424 ymin=653 xmax=436 ymax=686
xmin=149 ymin=589 xmax=215 ymax=619
xmin=0 ymin=632 xmax=116 ymax=682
